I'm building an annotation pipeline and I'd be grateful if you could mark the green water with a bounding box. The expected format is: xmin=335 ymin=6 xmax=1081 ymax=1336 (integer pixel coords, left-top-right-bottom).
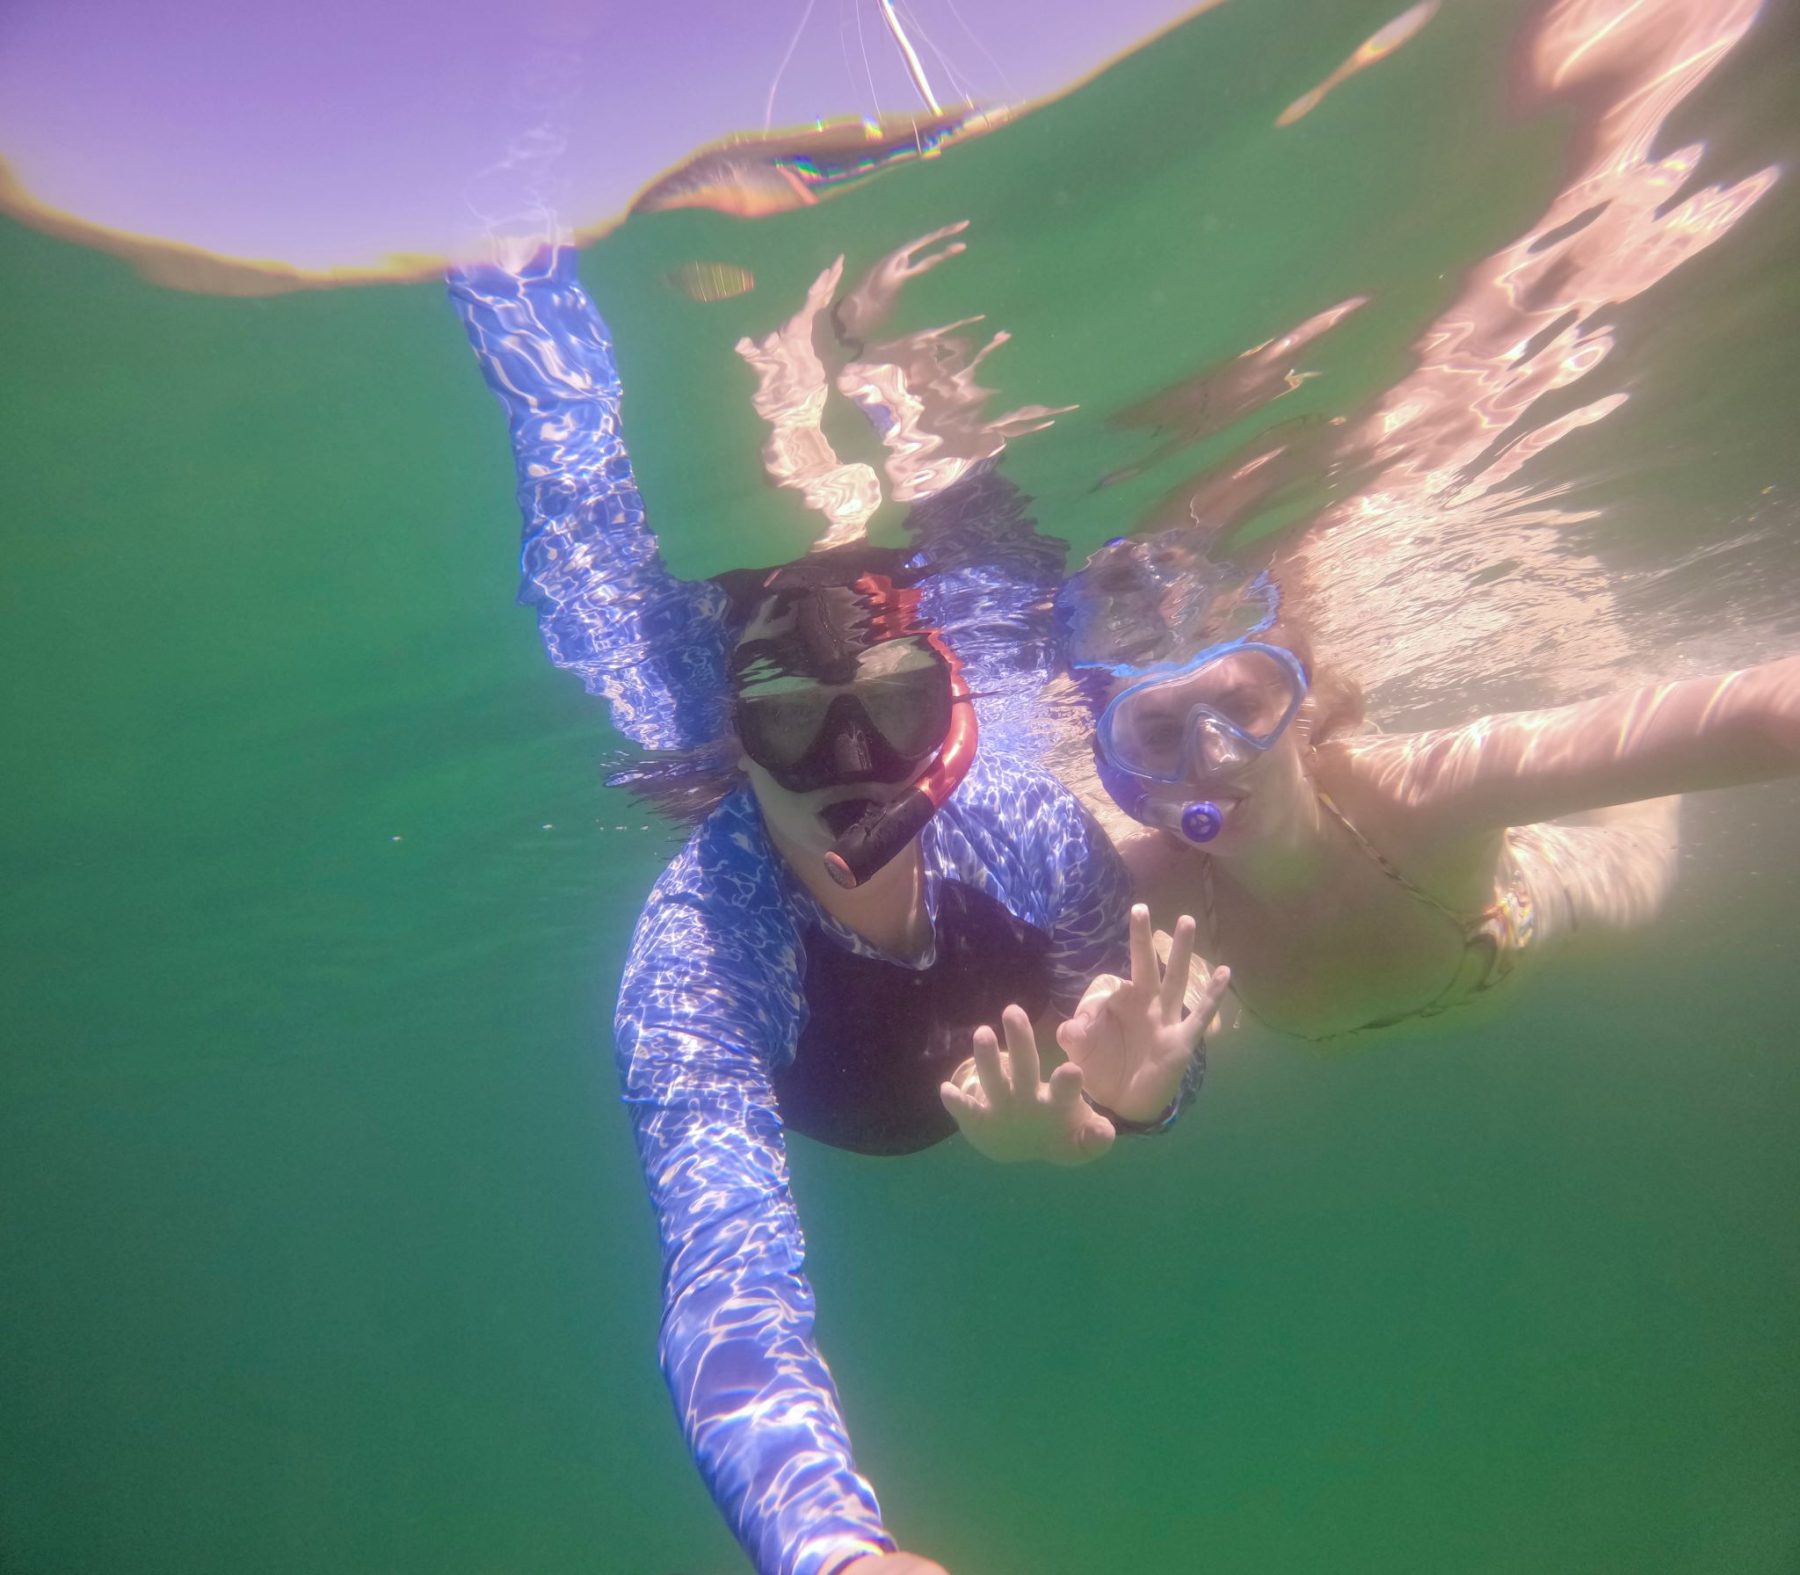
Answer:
xmin=5 ymin=1 xmax=1800 ymax=1570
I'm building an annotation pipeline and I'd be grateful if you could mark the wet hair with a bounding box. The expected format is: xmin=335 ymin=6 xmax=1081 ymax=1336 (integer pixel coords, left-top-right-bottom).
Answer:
xmin=1256 ymin=620 xmax=1365 ymax=750
xmin=1056 ymin=529 xmax=1273 ymax=673
xmin=715 ymin=542 xmax=923 ymax=657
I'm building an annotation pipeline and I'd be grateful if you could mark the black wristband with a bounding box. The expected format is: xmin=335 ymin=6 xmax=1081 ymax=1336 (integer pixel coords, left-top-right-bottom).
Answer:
xmin=1082 ymin=1092 xmax=1180 ymax=1135
xmin=1080 ymin=1046 xmax=1206 ymax=1136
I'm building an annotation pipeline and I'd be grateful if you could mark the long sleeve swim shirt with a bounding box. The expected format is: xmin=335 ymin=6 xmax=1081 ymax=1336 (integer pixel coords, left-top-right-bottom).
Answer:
xmin=616 ymin=761 xmax=1131 ymax=1574
xmin=448 ymin=246 xmax=1177 ymax=1575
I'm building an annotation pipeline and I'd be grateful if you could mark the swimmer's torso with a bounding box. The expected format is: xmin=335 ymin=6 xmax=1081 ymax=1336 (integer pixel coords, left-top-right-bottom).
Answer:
xmin=774 ymin=880 xmax=1054 ymax=1154
xmin=1117 ymin=754 xmax=1520 ymax=1041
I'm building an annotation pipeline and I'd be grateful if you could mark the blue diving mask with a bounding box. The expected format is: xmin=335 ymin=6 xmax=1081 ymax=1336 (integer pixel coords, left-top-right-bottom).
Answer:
xmin=1093 ymin=640 xmax=1309 ymax=844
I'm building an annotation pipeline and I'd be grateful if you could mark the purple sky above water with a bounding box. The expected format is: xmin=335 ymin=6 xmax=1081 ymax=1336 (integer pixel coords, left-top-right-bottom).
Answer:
xmin=0 ymin=0 xmax=1207 ymax=269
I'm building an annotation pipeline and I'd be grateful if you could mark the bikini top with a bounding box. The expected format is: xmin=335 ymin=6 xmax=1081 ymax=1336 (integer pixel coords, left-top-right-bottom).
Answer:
xmin=1199 ymin=788 xmax=1537 ymax=1042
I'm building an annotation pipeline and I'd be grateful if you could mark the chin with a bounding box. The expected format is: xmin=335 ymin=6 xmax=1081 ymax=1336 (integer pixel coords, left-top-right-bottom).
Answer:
xmin=1188 ymin=795 xmax=1260 ymax=855
xmin=1195 ymin=824 xmax=1249 ymax=858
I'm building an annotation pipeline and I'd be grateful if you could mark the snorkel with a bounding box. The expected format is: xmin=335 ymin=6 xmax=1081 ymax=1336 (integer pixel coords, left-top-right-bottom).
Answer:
xmin=824 ymin=636 xmax=978 ymax=888
xmin=1092 ymin=748 xmax=1229 ymax=845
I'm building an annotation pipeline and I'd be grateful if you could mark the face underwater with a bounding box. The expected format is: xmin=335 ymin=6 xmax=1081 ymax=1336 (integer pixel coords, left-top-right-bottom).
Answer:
xmin=1096 ymin=640 xmax=1311 ymax=846
xmin=734 ymin=648 xmax=955 ymax=861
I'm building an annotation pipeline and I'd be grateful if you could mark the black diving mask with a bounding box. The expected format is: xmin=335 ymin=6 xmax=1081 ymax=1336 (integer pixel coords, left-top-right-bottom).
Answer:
xmin=733 ymin=640 xmax=953 ymax=794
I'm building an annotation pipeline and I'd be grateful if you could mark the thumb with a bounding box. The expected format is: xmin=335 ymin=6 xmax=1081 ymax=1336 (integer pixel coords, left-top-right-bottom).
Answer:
xmin=808 ymin=256 xmax=846 ymax=305
xmin=1079 ymin=1114 xmax=1117 ymax=1158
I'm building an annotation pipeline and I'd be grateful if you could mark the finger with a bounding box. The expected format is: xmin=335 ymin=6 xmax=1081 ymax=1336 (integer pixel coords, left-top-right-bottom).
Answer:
xmin=1054 ymin=1017 xmax=1086 ymax=1056
xmin=1108 ymin=976 xmax=1140 ymax=1022
xmin=903 ymin=241 xmax=966 ymax=280
xmin=907 ymin=219 xmax=971 ymax=255
xmin=1075 ymin=973 xmax=1124 ymax=1020
xmin=1185 ymin=965 xmax=1231 ymax=1052
xmin=806 ymin=257 xmax=846 ymax=306
xmin=1048 ymin=1061 xmax=1086 ymax=1111
xmin=970 ymin=1024 xmax=1011 ymax=1107
xmin=1159 ymin=915 xmax=1198 ymax=1019
xmin=1196 ymin=962 xmax=1231 ymax=1017
xmin=1127 ymin=903 xmax=1158 ymax=991
xmin=939 ymin=1080 xmax=979 ymax=1124
xmin=1077 ymin=1109 xmax=1116 ymax=1159
xmin=1001 ymin=1004 xmax=1041 ymax=1099
xmin=900 ymin=224 xmax=971 ymax=276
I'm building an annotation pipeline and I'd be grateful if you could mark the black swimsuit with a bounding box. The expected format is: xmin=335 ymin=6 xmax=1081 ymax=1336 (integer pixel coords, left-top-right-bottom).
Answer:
xmin=772 ymin=879 xmax=1054 ymax=1155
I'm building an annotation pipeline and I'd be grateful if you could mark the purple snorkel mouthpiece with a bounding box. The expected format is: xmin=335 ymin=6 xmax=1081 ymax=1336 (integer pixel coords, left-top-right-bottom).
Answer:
xmin=1180 ymin=800 xmax=1224 ymax=844
xmin=1096 ymin=749 xmax=1226 ymax=846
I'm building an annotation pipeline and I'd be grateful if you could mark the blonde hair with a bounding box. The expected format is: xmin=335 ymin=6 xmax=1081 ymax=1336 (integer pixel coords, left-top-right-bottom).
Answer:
xmin=1257 ymin=620 xmax=1366 ymax=752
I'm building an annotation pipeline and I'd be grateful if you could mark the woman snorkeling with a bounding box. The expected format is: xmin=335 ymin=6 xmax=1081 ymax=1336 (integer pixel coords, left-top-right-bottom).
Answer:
xmin=448 ymin=236 xmax=1220 ymax=1575
xmin=1048 ymin=529 xmax=1800 ymax=1047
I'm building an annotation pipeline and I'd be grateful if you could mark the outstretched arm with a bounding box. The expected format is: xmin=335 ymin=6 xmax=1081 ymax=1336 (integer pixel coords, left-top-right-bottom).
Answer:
xmin=1353 ymin=654 xmax=1800 ymax=832
xmin=448 ymin=248 xmax=732 ymax=751
xmin=615 ymin=821 xmax=895 ymax=1575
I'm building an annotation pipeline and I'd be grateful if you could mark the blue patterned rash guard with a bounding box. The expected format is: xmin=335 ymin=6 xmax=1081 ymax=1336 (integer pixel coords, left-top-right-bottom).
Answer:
xmin=448 ymin=246 xmax=1190 ymax=1575
xmin=616 ymin=762 xmax=1132 ymax=1575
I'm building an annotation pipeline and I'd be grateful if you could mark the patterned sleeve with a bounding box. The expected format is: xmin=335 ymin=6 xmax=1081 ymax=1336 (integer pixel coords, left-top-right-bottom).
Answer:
xmin=447 ymin=247 xmax=732 ymax=752
xmin=1030 ymin=784 xmax=1134 ymax=1019
xmin=613 ymin=816 xmax=894 ymax=1575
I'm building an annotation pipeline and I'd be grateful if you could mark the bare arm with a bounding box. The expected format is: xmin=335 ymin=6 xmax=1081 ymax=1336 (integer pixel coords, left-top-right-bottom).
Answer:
xmin=1349 ymin=654 xmax=1800 ymax=832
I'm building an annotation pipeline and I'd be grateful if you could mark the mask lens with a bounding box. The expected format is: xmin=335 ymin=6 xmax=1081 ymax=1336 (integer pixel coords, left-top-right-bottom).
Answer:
xmin=1103 ymin=644 xmax=1305 ymax=782
xmin=735 ymin=655 xmax=953 ymax=789
xmin=1106 ymin=695 xmax=1189 ymax=780
xmin=737 ymin=687 xmax=833 ymax=768
xmin=859 ymin=668 xmax=951 ymax=758
xmin=1187 ymin=649 xmax=1297 ymax=739
xmin=1191 ymin=713 xmax=1252 ymax=774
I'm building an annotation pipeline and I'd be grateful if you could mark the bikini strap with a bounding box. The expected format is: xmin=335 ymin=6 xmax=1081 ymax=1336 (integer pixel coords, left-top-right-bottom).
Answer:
xmin=1197 ymin=849 xmax=1220 ymax=955
xmin=1313 ymin=787 xmax=1487 ymax=932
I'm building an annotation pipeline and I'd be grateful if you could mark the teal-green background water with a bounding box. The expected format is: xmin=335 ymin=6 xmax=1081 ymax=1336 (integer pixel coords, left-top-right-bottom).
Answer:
xmin=5 ymin=1 xmax=1799 ymax=1569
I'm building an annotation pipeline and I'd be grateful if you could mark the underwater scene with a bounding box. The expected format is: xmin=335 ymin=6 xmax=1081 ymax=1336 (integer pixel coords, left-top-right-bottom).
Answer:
xmin=4 ymin=0 xmax=1799 ymax=1571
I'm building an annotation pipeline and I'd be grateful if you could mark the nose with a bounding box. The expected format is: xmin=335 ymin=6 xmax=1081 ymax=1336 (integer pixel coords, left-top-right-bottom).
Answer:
xmin=833 ymin=726 xmax=873 ymax=775
xmin=1194 ymin=716 xmax=1252 ymax=775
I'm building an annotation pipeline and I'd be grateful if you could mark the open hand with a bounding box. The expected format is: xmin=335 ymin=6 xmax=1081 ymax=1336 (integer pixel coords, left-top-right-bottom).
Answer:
xmin=940 ymin=1003 xmax=1116 ymax=1166
xmin=1056 ymin=905 xmax=1229 ymax=1124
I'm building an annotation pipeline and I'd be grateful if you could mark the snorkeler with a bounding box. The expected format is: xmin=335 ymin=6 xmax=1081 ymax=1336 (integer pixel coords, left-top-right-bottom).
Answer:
xmin=1048 ymin=530 xmax=1800 ymax=1046
xmin=448 ymin=241 xmax=1222 ymax=1575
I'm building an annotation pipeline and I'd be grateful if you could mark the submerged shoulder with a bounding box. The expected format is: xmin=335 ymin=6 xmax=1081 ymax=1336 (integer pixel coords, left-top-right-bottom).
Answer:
xmin=620 ymin=793 xmax=806 ymax=1039
xmin=933 ymin=754 xmax=1123 ymax=928
xmin=640 ymin=790 xmax=790 ymax=931
xmin=942 ymin=753 xmax=1098 ymax=847
xmin=1316 ymin=738 xmax=1516 ymax=905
